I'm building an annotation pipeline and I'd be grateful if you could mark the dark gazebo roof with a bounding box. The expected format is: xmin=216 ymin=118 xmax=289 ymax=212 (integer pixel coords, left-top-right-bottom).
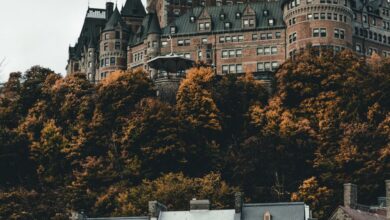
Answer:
xmin=147 ymin=53 xmax=195 ymax=73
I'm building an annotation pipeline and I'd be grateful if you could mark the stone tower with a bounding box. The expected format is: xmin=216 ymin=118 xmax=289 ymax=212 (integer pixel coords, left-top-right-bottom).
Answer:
xmin=282 ymin=0 xmax=354 ymax=57
xmin=344 ymin=183 xmax=357 ymax=209
xmin=98 ymin=7 xmax=130 ymax=81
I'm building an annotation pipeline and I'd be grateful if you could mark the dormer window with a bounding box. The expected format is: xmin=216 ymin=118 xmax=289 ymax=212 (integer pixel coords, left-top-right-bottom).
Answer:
xmin=263 ymin=10 xmax=269 ymax=16
xmin=236 ymin=12 xmax=241 ymax=18
xmin=220 ymin=13 xmax=225 ymax=20
xmin=190 ymin=16 xmax=196 ymax=23
xmin=268 ymin=18 xmax=275 ymax=26
xmin=224 ymin=22 xmax=231 ymax=29
xmin=170 ymin=26 xmax=177 ymax=34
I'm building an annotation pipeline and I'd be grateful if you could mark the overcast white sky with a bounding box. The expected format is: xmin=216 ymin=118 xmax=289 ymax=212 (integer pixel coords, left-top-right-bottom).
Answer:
xmin=0 ymin=0 xmax=146 ymax=82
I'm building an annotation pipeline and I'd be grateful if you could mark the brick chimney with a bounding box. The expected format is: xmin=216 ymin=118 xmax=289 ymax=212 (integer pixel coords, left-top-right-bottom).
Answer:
xmin=105 ymin=2 xmax=114 ymax=20
xmin=386 ymin=180 xmax=390 ymax=220
xmin=344 ymin=183 xmax=357 ymax=209
xmin=190 ymin=199 xmax=210 ymax=210
xmin=235 ymin=192 xmax=243 ymax=213
xmin=148 ymin=201 xmax=167 ymax=218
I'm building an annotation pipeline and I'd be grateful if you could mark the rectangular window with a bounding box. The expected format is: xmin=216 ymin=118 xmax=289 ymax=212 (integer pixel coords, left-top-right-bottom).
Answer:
xmin=226 ymin=36 xmax=232 ymax=42
xmin=261 ymin=33 xmax=267 ymax=40
xmin=238 ymin=35 xmax=244 ymax=42
xmin=275 ymin=32 xmax=281 ymax=39
xmin=257 ymin=62 xmax=265 ymax=71
xmin=313 ymin=28 xmax=320 ymax=37
xmin=229 ymin=50 xmax=235 ymax=57
xmin=264 ymin=62 xmax=271 ymax=71
xmin=222 ymin=50 xmax=229 ymax=58
xmin=252 ymin=34 xmax=258 ymax=40
xmin=236 ymin=49 xmax=242 ymax=57
xmin=264 ymin=47 xmax=271 ymax=55
xmin=232 ymin=36 xmax=238 ymax=42
xmin=205 ymin=22 xmax=211 ymax=29
xmin=162 ymin=41 xmax=168 ymax=47
xmin=115 ymin=42 xmax=121 ymax=50
xmin=219 ymin=36 xmax=225 ymax=43
xmin=257 ymin=47 xmax=264 ymax=55
xmin=202 ymin=38 xmax=208 ymax=43
xmin=178 ymin=39 xmax=184 ymax=46
xmin=271 ymin=46 xmax=278 ymax=54
xmin=320 ymin=13 xmax=326 ymax=19
xmin=115 ymin=31 xmax=120 ymax=39
xmin=267 ymin=33 xmax=273 ymax=39
xmin=222 ymin=65 xmax=229 ymax=74
xmin=110 ymin=57 xmax=115 ymax=65
xmin=320 ymin=28 xmax=327 ymax=37
xmin=199 ymin=23 xmax=205 ymax=31
xmin=105 ymin=58 xmax=109 ymax=66
xmin=236 ymin=64 xmax=243 ymax=73
xmin=271 ymin=62 xmax=279 ymax=70
xmin=314 ymin=13 xmax=319 ymax=19
xmin=184 ymin=39 xmax=190 ymax=46
xmin=307 ymin=14 xmax=313 ymax=19
xmin=229 ymin=64 xmax=236 ymax=73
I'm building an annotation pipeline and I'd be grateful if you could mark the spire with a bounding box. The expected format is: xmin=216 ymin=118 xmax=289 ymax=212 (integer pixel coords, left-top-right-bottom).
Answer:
xmin=103 ymin=7 xmax=129 ymax=32
xmin=121 ymin=0 xmax=146 ymax=17
xmin=146 ymin=13 xmax=161 ymax=35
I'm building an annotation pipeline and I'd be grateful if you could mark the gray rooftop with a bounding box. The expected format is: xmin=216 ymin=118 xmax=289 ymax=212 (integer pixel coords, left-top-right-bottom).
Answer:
xmin=159 ymin=209 xmax=239 ymax=220
xmin=339 ymin=206 xmax=387 ymax=220
xmin=242 ymin=202 xmax=309 ymax=220
xmin=162 ymin=2 xmax=285 ymax=36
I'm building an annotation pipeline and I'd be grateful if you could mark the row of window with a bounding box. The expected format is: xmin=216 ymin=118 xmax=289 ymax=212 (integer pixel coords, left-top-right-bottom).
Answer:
xmin=178 ymin=39 xmax=191 ymax=46
xmin=103 ymin=31 xmax=121 ymax=40
xmin=252 ymin=32 xmax=281 ymax=40
xmin=306 ymin=12 xmax=347 ymax=23
xmin=221 ymin=49 xmax=242 ymax=58
xmin=257 ymin=62 xmax=280 ymax=71
xmin=100 ymin=57 xmax=116 ymax=67
xmin=257 ymin=46 xmax=278 ymax=55
xmin=134 ymin=52 xmax=143 ymax=62
xmin=219 ymin=35 xmax=244 ymax=43
xmin=103 ymin=42 xmax=122 ymax=51
xmin=355 ymin=44 xmax=390 ymax=57
xmin=289 ymin=45 xmax=346 ymax=57
xmin=355 ymin=27 xmax=390 ymax=44
xmin=222 ymin=64 xmax=243 ymax=74
xmin=287 ymin=0 xmax=346 ymax=9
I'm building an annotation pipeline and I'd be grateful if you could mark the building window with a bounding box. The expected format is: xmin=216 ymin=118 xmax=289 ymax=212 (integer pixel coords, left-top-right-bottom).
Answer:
xmin=355 ymin=44 xmax=361 ymax=53
xmin=115 ymin=42 xmax=121 ymax=50
xmin=105 ymin=33 xmax=109 ymax=40
xmin=190 ymin=16 xmax=196 ymax=23
xmin=173 ymin=9 xmax=180 ymax=16
xmin=313 ymin=28 xmax=326 ymax=37
xmin=104 ymin=43 xmax=108 ymax=51
xmin=220 ymin=13 xmax=226 ymax=20
xmin=110 ymin=57 xmax=115 ymax=65
xmin=115 ymin=31 xmax=120 ymax=39
xmin=314 ymin=13 xmax=319 ymax=19
xmin=363 ymin=15 xmax=367 ymax=23
xmin=334 ymin=28 xmax=345 ymax=39
xmin=88 ymin=62 xmax=92 ymax=68
xmin=252 ymin=34 xmax=258 ymax=40
xmin=268 ymin=19 xmax=275 ymax=26
xmin=222 ymin=50 xmax=229 ymax=58
xmin=224 ymin=22 xmax=231 ymax=29
xmin=289 ymin=32 xmax=297 ymax=43
xmin=238 ymin=35 xmax=244 ymax=42
xmin=261 ymin=33 xmax=267 ymax=40
xmin=202 ymin=38 xmax=208 ymax=43
xmin=219 ymin=36 xmax=225 ymax=43
xmin=199 ymin=23 xmax=205 ymax=31
xmin=216 ymin=0 xmax=222 ymax=5
xmin=105 ymin=58 xmax=109 ymax=66
xmin=162 ymin=41 xmax=168 ymax=47
xmin=275 ymin=32 xmax=281 ymax=38
xmin=236 ymin=12 xmax=241 ymax=19
xmin=170 ymin=26 xmax=177 ymax=34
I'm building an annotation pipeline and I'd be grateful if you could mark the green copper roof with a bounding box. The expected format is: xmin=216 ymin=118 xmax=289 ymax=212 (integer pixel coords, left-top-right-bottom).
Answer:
xmin=121 ymin=0 xmax=146 ymax=17
xmin=162 ymin=2 xmax=286 ymax=36
xmin=104 ymin=7 xmax=130 ymax=32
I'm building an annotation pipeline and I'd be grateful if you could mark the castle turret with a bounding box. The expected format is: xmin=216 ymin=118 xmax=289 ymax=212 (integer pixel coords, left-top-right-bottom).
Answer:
xmin=98 ymin=7 xmax=130 ymax=81
xmin=87 ymin=38 xmax=97 ymax=82
xmin=282 ymin=0 xmax=354 ymax=58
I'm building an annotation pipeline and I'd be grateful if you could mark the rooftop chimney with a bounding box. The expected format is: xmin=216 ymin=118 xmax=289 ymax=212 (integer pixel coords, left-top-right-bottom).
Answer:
xmin=106 ymin=2 xmax=114 ymax=20
xmin=148 ymin=201 xmax=167 ymax=218
xmin=190 ymin=199 xmax=210 ymax=210
xmin=344 ymin=183 xmax=357 ymax=209
xmin=235 ymin=192 xmax=243 ymax=213
xmin=386 ymin=180 xmax=390 ymax=220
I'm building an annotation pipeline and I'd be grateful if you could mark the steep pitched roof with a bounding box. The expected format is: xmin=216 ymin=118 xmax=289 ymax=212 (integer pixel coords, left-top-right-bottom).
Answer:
xmin=162 ymin=2 xmax=285 ymax=36
xmin=69 ymin=9 xmax=106 ymax=59
xmin=121 ymin=0 xmax=146 ymax=17
xmin=130 ymin=13 xmax=161 ymax=45
xmin=104 ymin=7 xmax=130 ymax=32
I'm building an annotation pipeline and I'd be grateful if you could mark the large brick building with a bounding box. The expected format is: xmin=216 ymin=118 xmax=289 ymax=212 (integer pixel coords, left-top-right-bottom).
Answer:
xmin=67 ymin=0 xmax=390 ymax=83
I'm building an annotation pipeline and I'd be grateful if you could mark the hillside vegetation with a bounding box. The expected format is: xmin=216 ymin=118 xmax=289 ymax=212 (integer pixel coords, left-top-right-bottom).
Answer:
xmin=0 ymin=48 xmax=389 ymax=219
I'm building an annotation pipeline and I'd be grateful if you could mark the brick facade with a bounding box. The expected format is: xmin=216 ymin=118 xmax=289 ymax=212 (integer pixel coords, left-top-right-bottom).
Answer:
xmin=67 ymin=0 xmax=390 ymax=83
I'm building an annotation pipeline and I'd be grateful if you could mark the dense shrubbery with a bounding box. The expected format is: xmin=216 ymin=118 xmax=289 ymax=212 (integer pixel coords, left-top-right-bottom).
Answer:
xmin=0 ymin=49 xmax=389 ymax=219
